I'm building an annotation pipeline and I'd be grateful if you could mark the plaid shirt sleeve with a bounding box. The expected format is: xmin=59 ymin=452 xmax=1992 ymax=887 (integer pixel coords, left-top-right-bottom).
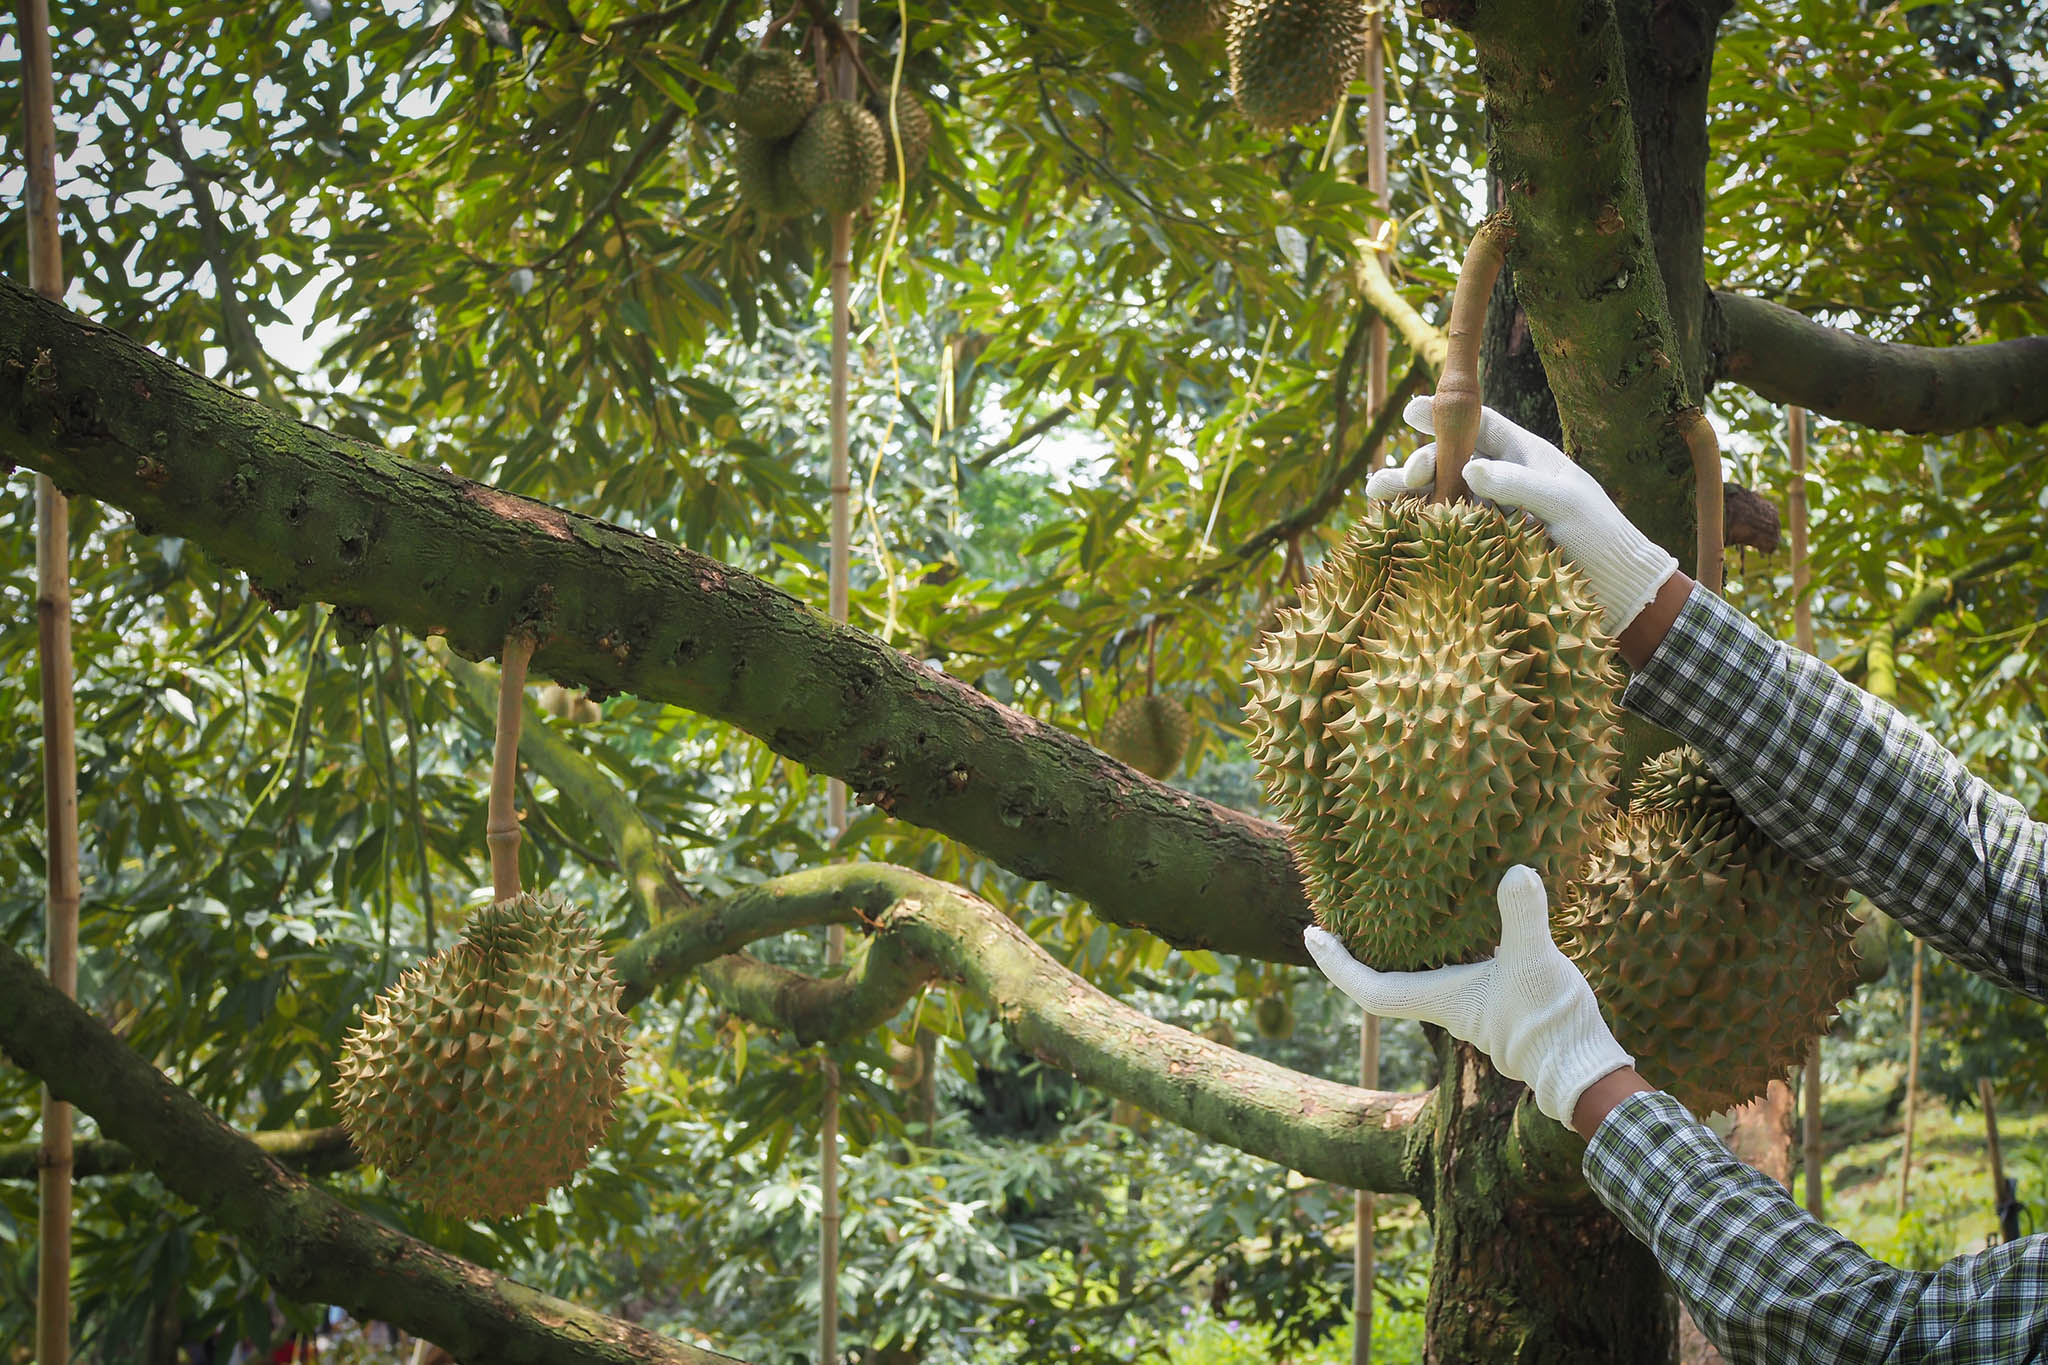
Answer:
xmin=1620 ymin=583 xmax=2048 ymax=1001
xmin=1585 ymin=1090 xmax=2048 ymax=1363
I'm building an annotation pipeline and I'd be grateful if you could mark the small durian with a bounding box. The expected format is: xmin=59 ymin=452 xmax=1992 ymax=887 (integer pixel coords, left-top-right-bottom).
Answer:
xmin=1252 ymin=993 xmax=1296 ymax=1040
xmin=1228 ymin=0 xmax=1369 ymax=130
xmin=1103 ymin=693 xmax=1193 ymax=779
xmin=864 ymin=88 xmax=934 ymax=182
xmin=732 ymin=132 xmax=807 ymax=218
xmin=725 ymin=49 xmax=816 ymax=140
xmin=1246 ymin=499 xmax=1621 ymax=971
xmin=1125 ymin=0 xmax=1233 ymax=43
xmin=333 ymin=892 xmax=631 ymax=1219
xmin=1560 ymin=748 xmax=1862 ymax=1115
xmin=788 ymin=100 xmax=886 ymax=214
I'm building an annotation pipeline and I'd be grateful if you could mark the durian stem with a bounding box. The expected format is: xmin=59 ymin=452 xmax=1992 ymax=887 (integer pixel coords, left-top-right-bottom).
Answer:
xmin=1431 ymin=213 xmax=1515 ymax=503
xmin=1681 ymin=408 xmax=1724 ymax=593
xmin=487 ymin=633 xmax=536 ymax=903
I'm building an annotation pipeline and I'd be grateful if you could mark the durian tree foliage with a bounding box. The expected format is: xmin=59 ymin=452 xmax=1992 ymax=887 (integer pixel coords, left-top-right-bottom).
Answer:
xmin=1 ymin=0 xmax=2045 ymax=1360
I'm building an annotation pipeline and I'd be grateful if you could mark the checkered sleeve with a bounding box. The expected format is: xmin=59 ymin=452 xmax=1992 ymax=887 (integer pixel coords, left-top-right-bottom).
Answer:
xmin=1586 ymin=1091 xmax=2048 ymax=1363
xmin=1621 ymin=584 xmax=2048 ymax=1000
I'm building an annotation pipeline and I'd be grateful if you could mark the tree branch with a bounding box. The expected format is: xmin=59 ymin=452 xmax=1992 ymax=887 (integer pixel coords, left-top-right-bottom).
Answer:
xmin=1352 ymin=246 xmax=1448 ymax=376
xmin=0 ymin=279 xmax=1313 ymax=965
xmin=1708 ymin=292 xmax=2048 ymax=433
xmin=1830 ymin=543 xmax=2034 ymax=683
xmin=0 ymin=1126 xmax=356 ymax=1182
xmin=0 ymin=943 xmax=744 ymax=1365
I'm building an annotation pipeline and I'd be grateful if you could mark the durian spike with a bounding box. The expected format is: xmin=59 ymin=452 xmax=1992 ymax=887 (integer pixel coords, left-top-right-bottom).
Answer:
xmin=1680 ymin=408 xmax=1724 ymax=593
xmin=1431 ymin=213 xmax=1515 ymax=504
xmin=488 ymin=633 xmax=536 ymax=902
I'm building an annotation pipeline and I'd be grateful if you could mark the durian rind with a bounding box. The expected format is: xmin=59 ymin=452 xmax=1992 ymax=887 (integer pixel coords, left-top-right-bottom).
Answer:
xmin=788 ymin=100 xmax=886 ymax=215
xmin=1228 ymin=0 xmax=1369 ymax=131
xmin=726 ymin=49 xmax=816 ymax=140
xmin=1104 ymin=694 xmax=1193 ymax=779
xmin=1560 ymin=748 xmax=1863 ymax=1115
xmin=1127 ymin=0 xmax=1233 ymax=43
xmin=864 ymin=88 xmax=934 ymax=182
xmin=733 ymin=132 xmax=807 ymax=218
xmin=1246 ymin=499 xmax=1621 ymax=972
xmin=333 ymin=892 xmax=631 ymax=1220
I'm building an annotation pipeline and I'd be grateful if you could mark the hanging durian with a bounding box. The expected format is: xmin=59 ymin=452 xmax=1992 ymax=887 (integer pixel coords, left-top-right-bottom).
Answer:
xmin=1559 ymin=747 xmax=1862 ymax=1115
xmin=1246 ymin=215 xmax=1621 ymax=972
xmin=732 ymin=131 xmax=807 ymax=218
xmin=864 ymin=87 xmax=934 ymax=182
xmin=1104 ymin=693 xmax=1193 ymax=780
xmin=1252 ymin=992 xmax=1296 ymax=1040
xmin=334 ymin=635 xmax=630 ymax=1219
xmin=1125 ymin=0 xmax=1233 ymax=43
xmin=1228 ymin=0 xmax=1368 ymax=131
xmin=333 ymin=892 xmax=631 ymax=1219
xmin=789 ymin=100 xmax=886 ymax=214
xmin=725 ymin=49 xmax=817 ymax=140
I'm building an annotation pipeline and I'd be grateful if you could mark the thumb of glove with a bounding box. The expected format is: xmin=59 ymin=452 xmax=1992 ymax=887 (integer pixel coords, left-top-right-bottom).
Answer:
xmin=1303 ymin=927 xmax=1493 ymax=1036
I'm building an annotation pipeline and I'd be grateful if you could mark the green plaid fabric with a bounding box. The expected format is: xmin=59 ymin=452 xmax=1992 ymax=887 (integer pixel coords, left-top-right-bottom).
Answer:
xmin=1577 ymin=584 xmax=2048 ymax=1362
xmin=1587 ymin=1091 xmax=2048 ymax=1362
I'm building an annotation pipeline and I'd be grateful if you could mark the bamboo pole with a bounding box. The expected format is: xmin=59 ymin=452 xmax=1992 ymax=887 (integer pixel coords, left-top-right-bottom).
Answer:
xmin=819 ymin=3 xmax=858 ymax=1359
xmin=1900 ymin=937 xmax=1924 ymax=1214
xmin=19 ymin=4 xmax=78 ymax=1359
xmin=1788 ymin=405 xmax=1826 ymax=1219
xmin=1353 ymin=10 xmax=1386 ymax=1362
xmin=1979 ymin=1077 xmax=2007 ymax=1244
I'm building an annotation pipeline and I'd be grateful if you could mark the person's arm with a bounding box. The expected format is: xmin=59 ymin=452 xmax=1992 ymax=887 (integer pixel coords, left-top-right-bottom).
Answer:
xmin=1624 ymin=580 xmax=2048 ymax=1001
xmin=1585 ymin=1090 xmax=2048 ymax=1364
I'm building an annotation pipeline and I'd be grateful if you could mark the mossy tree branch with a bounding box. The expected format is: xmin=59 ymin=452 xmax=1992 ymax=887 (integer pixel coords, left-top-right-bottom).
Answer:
xmin=0 ymin=942 xmax=745 ymax=1365
xmin=1709 ymin=292 xmax=2048 ymax=434
xmin=0 ymin=1126 xmax=357 ymax=1182
xmin=0 ymin=278 xmax=1313 ymax=966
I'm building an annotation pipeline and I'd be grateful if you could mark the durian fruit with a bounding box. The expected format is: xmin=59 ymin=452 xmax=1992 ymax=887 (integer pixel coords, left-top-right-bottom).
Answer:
xmin=1125 ymin=0 xmax=1233 ymax=43
xmin=788 ymin=100 xmax=886 ymax=215
xmin=864 ymin=88 xmax=934 ymax=182
xmin=1227 ymin=0 xmax=1368 ymax=131
xmin=725 ymin=49 xmax=816 ymax=140
xmin=333 ymin=892 xmax=631 ymax=1219
xmin=732 ymin=132 xmax=807 ymax=218
xmin=1559 ymin=747 xmax=1862 ymax=1115
xmin=537 ymin=683 xmax=603 ymax=725
xmin=1246 ymin=499 xmax=1621 ymax=971
xmin=1201 ymin=1017 xmax=1237 ymax=1048
xmin=1252 ymin=993 xmax=1295 ymax=1040
xmin=1103 ymin=693 xmax=1193 ymax=779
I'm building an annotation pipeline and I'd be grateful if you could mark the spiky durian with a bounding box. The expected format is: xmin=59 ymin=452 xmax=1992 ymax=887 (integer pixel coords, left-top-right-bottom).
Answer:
xmin=1126 ymin=0 xmax=1233 ymax=43
xmin=726 ymin=49 xmax=816 ymax=140
xmin=1560 ymin=748 xmax=1862 ymax=1115
xmin=733 ymin=132 xmax=807 ymax=218
xmin=788 ymin=100 xmax=886 ymax=214
xmin=1246 ymin=499 xmax=1621 ymax=971
xmin=1104 ymin=694 xmax=1193 ymax=780
xmin=863 ymin=88 xmax=934 ymax=182
xmin=1227 ymin=0 xmax=1368 ymax=131
xmin=333 ymin=892 xmax=631 ymax=1219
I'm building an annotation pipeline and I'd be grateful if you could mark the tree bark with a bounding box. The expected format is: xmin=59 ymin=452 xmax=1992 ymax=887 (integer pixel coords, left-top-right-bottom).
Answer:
xmin=0 ymin=278 xmax=1312 ymax=966
xmin=1709 ymin=292 xmax=2048 ymax=433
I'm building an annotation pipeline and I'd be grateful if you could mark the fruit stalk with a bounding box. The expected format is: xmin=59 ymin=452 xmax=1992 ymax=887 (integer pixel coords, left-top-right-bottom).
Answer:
xmin=487 ymin=634 xmax=536 ymax=902
xmin=1431 ymin=213 xmax=1515 ymax=503
xmin=1681 ymin=408 xmax=1723 ymax=592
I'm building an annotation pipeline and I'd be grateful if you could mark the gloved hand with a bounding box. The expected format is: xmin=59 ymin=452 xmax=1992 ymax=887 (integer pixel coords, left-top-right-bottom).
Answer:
xmin=1304 ymin=866 xmax=1634 ymax=1127
xmin=1364 ymin=397 xmax=1680 ymax=635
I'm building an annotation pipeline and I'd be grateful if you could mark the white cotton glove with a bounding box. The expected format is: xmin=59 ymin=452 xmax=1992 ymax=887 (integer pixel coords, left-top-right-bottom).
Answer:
xmin=1304 ymin=867 xmax=1634 ymax=1127
xmin=1365 ymin=397 xmax=1680 ymax=635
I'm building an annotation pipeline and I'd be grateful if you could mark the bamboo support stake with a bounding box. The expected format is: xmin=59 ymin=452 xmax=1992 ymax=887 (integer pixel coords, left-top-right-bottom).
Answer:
xmin=1788 ymin=405 xmax=1827 ymax=1219
xmin=1900 ymin=937 xmax=1924 ymax=1214
xmin=1980 ymin=1077 xmax=2008 ymax=1244
xmin=1353 ymin=12 xmax=1386 ymax=1362
xmin=819 ymin=3 xmax=858 ymax=1359
xmin=20 ymin=3 xmax=78 ymax=1360
xmin=1429 ymin=215 xmax=1513 ymax=504
xmin=486 ymin=634 xmax=535 ymax=903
